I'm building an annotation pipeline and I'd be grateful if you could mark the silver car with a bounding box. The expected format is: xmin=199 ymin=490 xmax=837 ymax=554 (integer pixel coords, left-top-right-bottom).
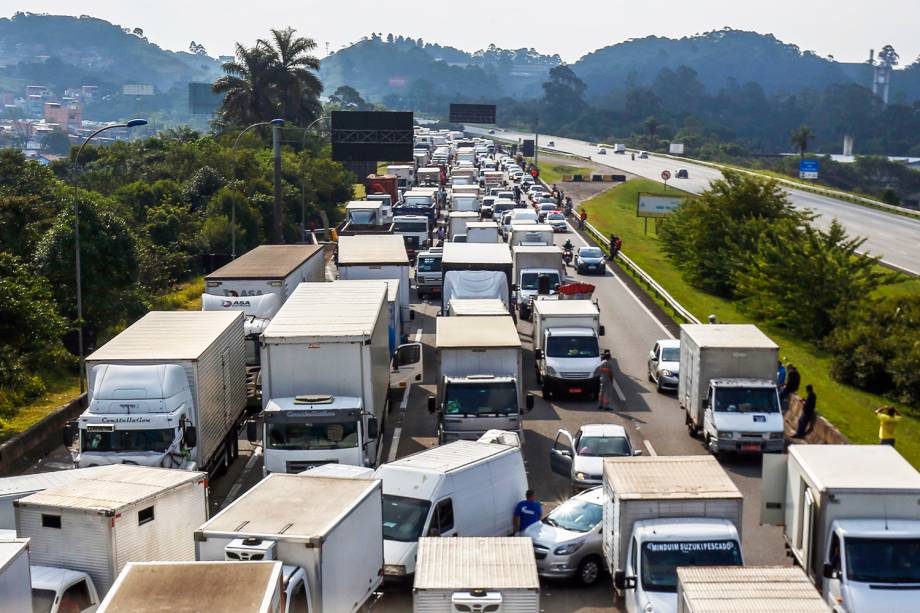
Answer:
xmin=525 ymin=487 xmax=605 ymax=585
xmin=647 ymin=339 xmax=680 ymax=392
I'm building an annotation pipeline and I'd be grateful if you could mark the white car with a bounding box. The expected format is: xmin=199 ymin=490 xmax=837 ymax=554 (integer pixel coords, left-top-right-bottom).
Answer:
xmin=647 ymin=339 xmax=680 ymax=392
xmin=638 ymin=151 xmax=649 ymax=159
xmin=597 ymin=148 xmax=607 ymax=155
xmin=550 ymin=424 xmax=641 ymax=490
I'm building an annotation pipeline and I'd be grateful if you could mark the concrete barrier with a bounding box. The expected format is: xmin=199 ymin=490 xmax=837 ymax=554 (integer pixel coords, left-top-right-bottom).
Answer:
xmin=562 ymin=174 xmax=625 ymax=183
xmin=784 ymin=394 xmax=849 ymax=445
xmin=0 ymin=394 xmax=86 ymax=476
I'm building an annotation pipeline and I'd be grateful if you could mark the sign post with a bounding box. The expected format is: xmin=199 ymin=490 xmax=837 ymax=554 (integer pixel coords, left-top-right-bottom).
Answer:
xmin=799 ymin=159 xmax=819 ymax=180
xmin=661 ymin=169 xmax=671 ymax=191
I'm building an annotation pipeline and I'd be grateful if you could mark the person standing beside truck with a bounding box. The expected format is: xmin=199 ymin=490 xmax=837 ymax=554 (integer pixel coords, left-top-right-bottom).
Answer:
xmin=876 ymin=406 xmax=902 ymax=446
xmin=776 ymin=360 xmax=786 ymax=388
xmin=598 ymin=349 xmax=615 ymax=411
xmin=781 ymin=363 xmax=800 ymax=410
xmin=579 ymin=209 xmax=587 ymax=230
xmin=513 ymin=490 xmax=542 ymax=535
xmin=794 ymin=384 xmax=816 ymax=438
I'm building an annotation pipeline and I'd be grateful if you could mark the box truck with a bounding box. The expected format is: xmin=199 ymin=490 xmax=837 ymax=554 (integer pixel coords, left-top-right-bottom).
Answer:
xmin=16 ymin=465 xmax=208 ymax=597
xmin=392 ymin=214 xmax=430 ymax=258
xmin=533 ymin=300 xmax=605 ymax=399
xmin=428 ymin=316 xmax=532 ymax=442
xmin=604 ymin=456 xmax=744 ymax=613
xmin=259 ymin=282 xmax=422 ymax=473
xmin=509 ymin=224 xmax=554 ymax=248
xmin=448 ymin=211 xmax=479 ymax=239
xmin=761 ymin=445 xmax=920 ymax=611
xmin=338 ymin=201 xmax=395 ymax=235
xmin=413 ymin=537 xmax=539 ymax=612
xmin=417 ymin=167 xmax=441 ymax=187
xmin=0 ymin=538 xmax=32 ymax=613
xmin=387 ymin=164 xmax=415 ymax=189
xmin=440 ymin=243 xmax=513 ymax=314
xmin=679 ymin=324 xmax=783 ymax=455
xmin=416 ymin=247 xmax=443 ymax=299
xmin=335 ymin=278 xmax=403 ymax=353
xmin=447 ymin=298 xmax=508 ymax=317
xmin=336 ymin=234 xmax=411 ymax=321
xmin=512 ymin=245 xmax=565 ymax=320
xmin=466 ymin=221 xmax=499 ymax=244
xmin=483 ymin=171 xmax=505 ymax=189
xmin=376 ymin=438 xmax=528 ymax=579
xmin=676 ymin=566 xmax=829 ymax=613
xmin=76 ymin=311 xmax=247 ymax=475
xmin=0 ymin=468 xmax=105 ymax=535
xmin=99 ymin=561 xmax=284 ymax=613
xmin=195 ymin=473 xmax=383 ymax=613
xmin=365 ymin=174 xmax=398 ymax=209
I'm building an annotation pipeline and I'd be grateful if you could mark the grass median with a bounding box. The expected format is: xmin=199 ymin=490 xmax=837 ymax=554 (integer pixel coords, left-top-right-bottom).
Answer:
xmin=581 ymin=179 xmax=920 ymax=467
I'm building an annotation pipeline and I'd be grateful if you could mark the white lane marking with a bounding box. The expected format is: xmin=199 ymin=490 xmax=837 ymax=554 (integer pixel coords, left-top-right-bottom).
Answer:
xmin=644 ymin=440 xmax=658 ymax=456
xmin=399 ymin=386 xmax=410 ymax=410
xmin=225 ymin=446 xmax=262 ymax=504
xmin=612 ymin=377 xmax=626 ymax=402
xmin=414 ymin=328 xmax=423 ymax=342
xmin=388 ymin=427 xmax=403 ymax=463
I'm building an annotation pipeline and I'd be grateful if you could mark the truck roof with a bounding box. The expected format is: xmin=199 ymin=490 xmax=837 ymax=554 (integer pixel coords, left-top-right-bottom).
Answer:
xmin=448 ymin=211 xmax=479 ymax=219
xmin=263 ymin=282 xmax=385 ymax=342
xmin=0 ymin=539 xmax=28 ymax=574
xmin=680 ymin=324 xmax=778 ymax=350
xmin=437 ymin=316 xmax=521 ymax=349
xmin=511 ymin=224 xmax=554 ymax=233
xmin=534 ymin=299 xmax=599 ymax=317
xmin=16 ymin=465 xmax=206 ymax=513
xmin=442 ymin=243 xmax=512 ymax=266
xmin=86 ymin=311 xmax=242 ymax=362
xmin=345 ymin=200 xmax=383 ymax=210
xmin=513 ymin=245 xmax=560 ymax=255
xmin=676 ymin=566 xmax=826 ymax=612
xmin=790 ymin=444 xmax=920 ymax=493
xmin=197 ymin=474 xmax=378 ymax=543
xmin=381 ymin=440 xmax=516 ymax=476
xmin=466 ymin=221 xmax=497 ymax=229
xmin=337 ymin=235 xmax=408 ymax=265
xmin=0 ymin=467 xmax=106 ymax=499
xmin=99 ymin=561 xmax=282 ymax=612
xmin=603 ymin=456 xmax=742 ymax=501
xmin=414 ymin=537 xmax=539 ymax=591
xmin=448 ymin=298 xmax=508 ymax=316
xmin=205 ymin=245 xmax=324 ymax=280
xmin=333 ymin=278 xmax=399 ymax=302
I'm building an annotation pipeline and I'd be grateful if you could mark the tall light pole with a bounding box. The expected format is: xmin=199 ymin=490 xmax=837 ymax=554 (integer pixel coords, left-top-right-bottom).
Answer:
xmin=299 ymin=115 xmax=328 ymax=240
xmin=231 ymin=118 xmax=285 ymax=256
xmin=72 ymin=118 xmax=148 ymax=393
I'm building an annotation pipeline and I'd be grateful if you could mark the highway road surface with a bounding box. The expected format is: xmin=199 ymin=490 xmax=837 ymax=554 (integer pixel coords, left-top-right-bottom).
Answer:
xmin=469 ymin=126 xmax=920 ymax=276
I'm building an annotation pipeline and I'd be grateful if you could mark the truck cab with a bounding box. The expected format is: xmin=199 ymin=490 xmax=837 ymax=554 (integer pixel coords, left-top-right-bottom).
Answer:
xmin=416 ymin=248 xmax=443 ymax=299
xmin=392 ymin=215 xmax=430 ymax=258
xmin=615 ymin=519 xmax=743 ymax=613
xmin=31 ymin=565 xmax=100 ymax=613
xmin=430 ymin=375 xmax=533 ymax=443
xmin=702 ymin=379 xmax=784 ymax=455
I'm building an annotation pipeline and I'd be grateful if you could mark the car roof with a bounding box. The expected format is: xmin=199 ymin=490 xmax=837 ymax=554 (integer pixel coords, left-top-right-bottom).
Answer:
xmin=578 ymin=423 xmax=628 ymax=437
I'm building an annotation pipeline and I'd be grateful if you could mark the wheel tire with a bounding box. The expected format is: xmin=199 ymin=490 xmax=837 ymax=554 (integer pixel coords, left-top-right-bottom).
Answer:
xmin=656 ymin=379 xmax=663 ymax=393
xmin=577 ymin=556 xmax=603 ymax=586
xmin=685 ymin=412 xmax=697 ymax=438
xmin=535 ymin=367 xmax=543 ymax=384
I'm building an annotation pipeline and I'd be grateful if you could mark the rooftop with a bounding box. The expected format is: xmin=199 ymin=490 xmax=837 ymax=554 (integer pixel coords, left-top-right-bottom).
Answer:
xmin=603 ymin=456 xmax=741 ymax=500
xmin=790 ymin=444 xmax=920 ymax=492
xmin=436 ymin=315 xmax=521 ymax=349
xmin=263 ymin=282 xmax=385 ymax=341
xmin=206 ymin=245 xmax=323 ymax=280
xmin=337 ymin=235 xmax=408 ymax=265
xmin=414 ymin=537 xmax=539 ymax=590
xmin=680 ymin=324 xmax=778 ymax=350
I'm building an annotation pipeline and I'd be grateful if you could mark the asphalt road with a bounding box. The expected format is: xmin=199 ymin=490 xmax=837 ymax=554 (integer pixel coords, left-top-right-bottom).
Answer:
xmin=469 ymin=126 xmax=920 ymax=276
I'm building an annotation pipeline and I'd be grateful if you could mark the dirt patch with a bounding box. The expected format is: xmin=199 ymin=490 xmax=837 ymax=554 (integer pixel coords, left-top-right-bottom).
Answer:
xmin=540 ymin=153 xmax=635 ymax=202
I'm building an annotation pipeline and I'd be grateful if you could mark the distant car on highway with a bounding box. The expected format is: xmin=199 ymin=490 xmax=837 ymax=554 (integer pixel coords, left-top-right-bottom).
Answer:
xmin=546 ymin=211 xmax=567 ymax=232
xmin=676 ymin=168 xmax=689 ymax=179
xmin=547 ymin=140 xmax=556 ymax=147
xmin=550 ymin=424 xmax=641 ymax=491
xmin=596 ymin=148 xmax=607 ymax=155
xmin=488 ymin=129 xmax=496 ymax=134
xmin=574 ymin=246 xmax=605 ymax=275
xmin=638 ymin=151 xmax=649 ymax=159
xmin=648 ymin=339 xmax=680 ymax=392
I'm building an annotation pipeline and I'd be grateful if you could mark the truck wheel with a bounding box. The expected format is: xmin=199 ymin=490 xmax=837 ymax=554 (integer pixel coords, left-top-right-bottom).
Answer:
xmin=577 ymin=556 xmax=603 ymax=586
xmin=685 ymin=412 xmax=697 ymax=438
xmin=535 ymin=366 xmax=543 ymax=384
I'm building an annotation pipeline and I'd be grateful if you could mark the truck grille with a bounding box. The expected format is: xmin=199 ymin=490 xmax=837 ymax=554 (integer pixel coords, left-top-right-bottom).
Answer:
xmin=741 ymin=433 xmax=767 ymax=440
xmin=560 ymin=372 xmax=591 ymax=379
xmin=286 ymin=460 xmax=337 ymax=474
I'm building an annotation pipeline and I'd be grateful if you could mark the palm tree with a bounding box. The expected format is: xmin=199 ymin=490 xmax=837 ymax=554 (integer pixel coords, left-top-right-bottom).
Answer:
xmin=790 ymin=125 xmax=814 ymax=158
xmin=213 ymin=43 xmax=276 ymax=126
xmin=259 ymin=27 xmax=323 ymax=124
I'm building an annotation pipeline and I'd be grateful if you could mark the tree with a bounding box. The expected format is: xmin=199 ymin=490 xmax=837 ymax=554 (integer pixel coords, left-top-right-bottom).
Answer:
xmin=644 ymin=116 xmax=660 ymax=139
xmin=259 ymin=27 xmax=323 ymax=124
xmin=42 ymin=130 xmax=72 ymax=155
xmin=328 ymin=85 xmax=369 ymax=110
xmin=877 ymin=45 xmax=900 ymax=68
xmin=132 ymin=27 xmax=144 ymax=38
xmin=189 ymin=41 xmax=207 ymax=55
xmin=790 ymin=125 xmax=813 ymax=158
xmin=542 ymin=64 xmax=587 ymax=118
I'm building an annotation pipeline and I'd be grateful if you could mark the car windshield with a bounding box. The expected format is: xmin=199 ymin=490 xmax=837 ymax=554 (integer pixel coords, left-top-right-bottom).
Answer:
xmin=580 ymin=248 xmax=602 ymax=259
xmin=714 ymin=387 xmax=779 ymax=413
xmin=641 ymin=541 xmax=742 ymax=592
xmin=394 ymin=221 xmax=427 ymax=233
xmin=31 ymin=589 xmax=56 ymax=613
xmin=417 ymin=256 xmax=442 ymax=272
xmin=548 ymin=213 xmax=565 ymax=221
xmin=521 ymin=272 xmax=560 ymax=291
xmin=544 ymin=498 xmax=603 ymax=533
xmin=661 ymin=347 xmax=680 ymax=361
xmin=81 ymin=428 xmax=174 ymax=453
xmin=845 ymin=537 xmax=920 ymax=583
xmin=265 ymin=421 xmax=359 ymax=450
xmin=547 ymin=335 xmax=599 ymax=358
xmin=575 ymin=435 xmax=631 ymax=457
xmin=444 ymin=381 xmax=518 ymax=416
xmin=382 ymin=494 xmax=431 ymax=542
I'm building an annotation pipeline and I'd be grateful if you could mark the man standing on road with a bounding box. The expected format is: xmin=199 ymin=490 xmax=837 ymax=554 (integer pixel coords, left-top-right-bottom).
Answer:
xmin=875 ymin=407 xmax=902 ymax=447
xmin=776 ymin=361 xmax=787 ymax=389
xmin=598 ymin=349 xmax=615 ymax=411
xmin=794 ymin=384 xmax=816 ymax=438
xmin=579 ymin=209 xmax=587 ymax=230
xmin=513 ymin=490 xmax=542 ymax=535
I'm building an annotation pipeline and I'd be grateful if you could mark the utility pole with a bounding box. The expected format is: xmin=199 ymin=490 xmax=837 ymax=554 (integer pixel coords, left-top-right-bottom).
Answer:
xmin=534 ymin=117 xmax=539 ymax=167
xmin=272 ymin=122 xmax=283 ymax=243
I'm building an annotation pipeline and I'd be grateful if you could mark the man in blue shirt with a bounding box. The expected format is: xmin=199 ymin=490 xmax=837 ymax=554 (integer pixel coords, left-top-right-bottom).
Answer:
xmin=776 ymin=361 xmax=787 ymax=388
xmin=513 ymin=490 xmax=542 ymax=535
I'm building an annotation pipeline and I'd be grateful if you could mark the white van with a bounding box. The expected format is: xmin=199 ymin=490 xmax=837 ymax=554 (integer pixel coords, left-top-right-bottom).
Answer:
xmin=376 ymin=437 xmax=528 ymax=580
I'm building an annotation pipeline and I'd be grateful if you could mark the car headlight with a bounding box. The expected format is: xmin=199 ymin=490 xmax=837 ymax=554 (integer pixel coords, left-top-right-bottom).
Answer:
xmin=545 ymin=365 xmax=557 ymax=377
xmin=644 ymin=602 xmax=655 ymax=613
xmin=718 ymin=431 xmax=734 ymax=439
xmin=553 ymin=540 xmax=585 ymax=556
xmin=660 ymin=370 xmax=673 ymax=377
xmin=575 ymin=472 xmax=587 ymax=481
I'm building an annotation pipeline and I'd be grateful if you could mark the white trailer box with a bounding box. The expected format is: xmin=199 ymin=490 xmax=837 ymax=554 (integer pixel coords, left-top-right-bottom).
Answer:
xmin=79 ymin=311 xmax=247 ymax=474
xmin=678 ymin=324 xmax=783 ymax=455
xmin=448 ymin=211 xmax=479 ymax=238
xmin=441 ymin=243 xmax=513 ymax=313
xmin=0 ymin=538 xmax=32 ymax=613
xmin=466 ymin=221 xmax=499 ymax=244
xmin=447 ymin=298 xmax=508 ymax=317
xmin=204 ymin=244 xmax=326 ymax=301
xmin=532 ymin=300 xmax=604 ymax=398
xmin=676 ymin=566 xmax=829 ymax=613
xmin=15 ymin=465 xmax=208 ymax=596
xmin=335 ymin=278 xmax=403 ymax=353
xmin=195 ymin=473 xmax=383 ymax=613
xmin=413 ymin=537 xmax=539 ymax=612
xmin=509 ymin=224 xmax=554 ymax=247
xmin=99 ymin=560 xmax=284 ymax=613
xmin=337 ymin=234 xmax=411 ymax=321
xmin=0 ymin=467 xmax=106 ymax=534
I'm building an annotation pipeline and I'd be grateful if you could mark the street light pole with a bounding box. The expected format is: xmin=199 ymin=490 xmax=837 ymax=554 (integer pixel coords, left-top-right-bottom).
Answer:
xmin=272 ymin=123 xmax=283 ymax=244
xmin=72 ymin=118 xmax=147 ymax=393
xmin=232 ymin=118 xmax=285 ymax=256
xmin=299 ymin=115 xmax=328 ymax=241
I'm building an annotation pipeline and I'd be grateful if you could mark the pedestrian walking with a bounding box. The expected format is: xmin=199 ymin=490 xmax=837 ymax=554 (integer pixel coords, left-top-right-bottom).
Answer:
xmin=794 ymin=384 xmax=816 ymax=438
xmin=598 ymin=349 xmax=615 ymax=411
xmin=513 ymin=490 xmax=542 ymax=535
xmin=875 ymin=407 xmax=902 ymax=447
xmin=579 ymin=209 xmax=587 ymax=230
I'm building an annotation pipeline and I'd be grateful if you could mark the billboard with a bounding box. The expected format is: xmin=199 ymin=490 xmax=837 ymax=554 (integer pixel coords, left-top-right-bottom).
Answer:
xmin=637 ymin=193 xmax=683 ymax=218
xmin=188 ymin=82 xmax=223 ymax=115
xmin=799 ymin=159 xmax=819 ymax=180
xmin=521 ymin=139 xmax=535 ymax=157
xmin=669 ymin=143 xmax=685 ymax=155
xmin=331 ymin=111 xmax=414 ymax=162
xmin=449 ymin=103 xmax=496 ymax=124
xmin=122 ymin=84 xmax=154 ymax=96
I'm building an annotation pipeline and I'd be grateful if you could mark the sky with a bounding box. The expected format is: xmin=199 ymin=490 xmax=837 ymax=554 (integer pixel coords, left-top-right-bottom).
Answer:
xmin=10 ymin=0 xmax=920 ymax=65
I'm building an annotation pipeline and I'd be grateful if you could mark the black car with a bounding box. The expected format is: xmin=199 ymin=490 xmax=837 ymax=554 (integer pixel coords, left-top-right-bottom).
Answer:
xmin=676 ymin=169 xmax=689 ymax=179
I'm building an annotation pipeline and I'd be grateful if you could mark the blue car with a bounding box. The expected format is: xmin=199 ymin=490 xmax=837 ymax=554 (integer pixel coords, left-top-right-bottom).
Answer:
xmin=575 ymin=246 xmax=606 ymax=275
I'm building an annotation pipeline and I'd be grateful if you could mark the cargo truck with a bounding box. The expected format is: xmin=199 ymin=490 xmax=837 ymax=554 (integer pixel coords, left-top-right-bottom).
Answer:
xmin=0 ymin=468 xmax=105 ymax=535
xmin=195 ymin=473 xmax=383 ymax=613
xmin=0 ymin=539 xmax=32 ymax=613
xmin=676 ymin=566 xmax=829 ymax=613
xmin=533 ymin=300 xmax=605 ymax=399
xmin=75 ymin=311 xmax=247 ymax=475
xmin=365 ymin=174 xmax=398 ymax=208
xmin=447 ymin=298 xmax=508 ymax=317
xmin=337 ymin=234 xmax=412 ymax=322
xmin=392 ymin=214 xmax=430 ymax=258
xmin=483 ymin=170 xmax=505 ymax=189
xmin=387 ymin=164 xmax=415 ymax=189
xmin=512 ymin=245 xmax=565 ymax=320
xmin=466 ymin=221 xmax=499 ymax=243
xmin=417 ymin=167 xmax=441 ymax=187
xmin=604 ymin=456 xmax=744 ymax=613
xmin=440 ymin=243 xmax=513 ymax=315
xmin=416 ymin=247 xmax=443 ymax=299
xmin=337 ymin=201 xmax=395 ymax=235
xmin=259 ymin=282 xmax=422 ymax=473
xmin=448 ymin=211 xmax=479 ymax=239
xmin=509 ymin=224 xmax=554 ymax=248
xmin=428 ymin=316 xmax=532 ymax=442
xmin=678 ymin=324 xmax=783 ymax=455
xmin=761 ymin=445 xmax=920 ymax=612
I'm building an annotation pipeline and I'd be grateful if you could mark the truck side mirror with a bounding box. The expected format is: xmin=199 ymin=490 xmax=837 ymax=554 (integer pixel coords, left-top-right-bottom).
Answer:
xmin=613 ymin=570 xmax=626 ymax=589
xmin=526 ymin=394 xmax=535 ymax=411
xmin=703 ymin=398 xmax=710 ymax=409
xmin=183 ymin=425 xmax=198 ymax=448
xmin=633 ymin=449 xmax=643 ymax=456
xmin=367 ymin=417 xmax=379 ymax=440
xmin=246 ymin=420 xmax=258 ymax=445
xmin=598 ymin=325 xmax=605 ymax=337
xmin=409 ymin=309 xmax=416 ymax=321
xmin=534 ymin=349 xmax=544 ymax=360
xmin=427 ymin=396 xmax=437 ymax=414
xmin=822 ymin=563 xmax=836 ymax=579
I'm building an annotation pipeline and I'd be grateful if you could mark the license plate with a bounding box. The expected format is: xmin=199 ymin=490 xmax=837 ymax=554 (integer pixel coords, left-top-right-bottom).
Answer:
xmin=569 ymin=388 xmax=582 ymax=393
xmin=742 ymin=443 xmax=761 ymax=452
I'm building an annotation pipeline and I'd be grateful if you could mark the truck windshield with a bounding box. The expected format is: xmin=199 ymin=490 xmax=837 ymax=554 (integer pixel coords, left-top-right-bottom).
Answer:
xmin=520 ymin=272 xmax=560 ymax=291
xmin=547 ymin=336 xmax=599 ymax=358
xmin=31 ymin=590 xmax=56 ymax=613
xmin=845 ymin=537 xmax=920 ymax=583
xmin=444 ymin=381 xmax=518 ymax=417
xmin=382 ymin=495 xmax=431 ymax=542
xmin=394 ymin=221 xmax=427 ymax=233
xmin=349 ymin=210 xmax=375 ymax=224
xmin=266 ymin=422 xmax=359 ymax=450
xmin=714 ymin=387 xmax=779 ymax=413
xmin=417 ymin=256 xmax=441 ymax=273
xmin=543 ymin=499 xmax=602 ymax=533
xmin=641 ymin=540 xmax=742 ymax=592
xmin=81 ymin=428 xmax=174 ymax=453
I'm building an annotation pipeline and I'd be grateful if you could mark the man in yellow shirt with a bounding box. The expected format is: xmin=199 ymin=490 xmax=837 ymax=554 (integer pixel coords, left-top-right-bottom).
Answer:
xmin=875 ymin=407 xmax=902 ymax=447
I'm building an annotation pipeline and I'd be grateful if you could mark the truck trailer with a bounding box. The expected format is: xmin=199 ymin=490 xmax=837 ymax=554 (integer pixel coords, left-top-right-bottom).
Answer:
xmin=512 ymin=245 xmax=565 ymax=320
xmin=440 ymin=243 xmax=513 ymax=315
xmin=336 ymin=234 xmax=411 ymax=322
xmin=0 ymin=538 xmax=32 ymax=613
xmin=676 ymin=566 xmax=828 ymax=613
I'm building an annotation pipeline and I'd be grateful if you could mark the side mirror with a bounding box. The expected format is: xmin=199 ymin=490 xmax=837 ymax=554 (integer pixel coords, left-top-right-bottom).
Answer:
xmin=822 ymin=563 xmax=836 ymax=579
xmin=525 ymin=394 xmax=535 ymax=411
xmin=649 ymin=351 xmax=657 ymax=361
xmin=598 ymin=325 xmax=605 ymax=337
xmin=613 ymin=570 xmax=626 ymax=590
xmin=535 ymin=349 xmax=544 ymax=361
xmin=703 ymin=398 xmax=710 ymax=409
xmin=367 ymin=417 xmax=379 ymax=440
xmin=246 ymin=420 xmax=258 ymax=445
xmin=183 ymin=425 xmax=198 ymax=448
xmin=427 ymin=396 xmax=437 ymax=414
xmin=409 ymin=310 xmax=416 ymax=321
xmin=633 ymin=449 xmax=643 ymax=456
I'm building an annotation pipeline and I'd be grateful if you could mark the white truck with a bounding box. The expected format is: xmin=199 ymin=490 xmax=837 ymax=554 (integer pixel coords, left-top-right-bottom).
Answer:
xmin=509 ymin=224 xmax=554 ymax=247
xmin=676 ymin=566 xmax=829 ymax=613
xmin=417 ymin=167 xmax=441 ymax=187
xmin=512 ymin=245 xmax=564 ymax=320
xmin=448 ymin=211 xmax=479 ymax=240
xmin=604 ymin=456 xmax=744 ymax=613
xmin=440 ymin=243 xmax=513 ymax=315
xmin=259 ymin=282 xmax=422 ymax=473
xmin=428 ymin=316 xmax=533 ymax=442
xmin=392 ymin=214 xmax=430 ymax=258
xmin=387 ymin=164 xmax=415 ymax=189
xmin=483 ymin=170 xmax=505 ymax=190
xmin=761 ymin=445 xmax=920 ymax=612
xmin=447 ymin=298 xmax=508 ymax=317
xmin=466 ymin=221 xmax=499 ymax=243
xmin=413 ymin=537 xmax=540 ymax=613
xmin=0 ymin=538 xmax=32 ymax=613
xmin=16 ymin=465 xmax=208 ymax=597
xmin=533 ymin=300 xmax=605 ymax=400
xmin=336 ymin=234 xmax=411 ymax=322
xmin=202 ymin=245 xmax=327 ymax=367
xmin=195 ymin=473 xmax=383 ymax=613
xmin=613 ymin=143 xmax=626 ymax=154
xmin=416 ymin=247 xmax=443 ymax=299
xmin=75 ymin=311 xmax=247 ymax=475
xmin=99 ymin=560 xmax=285 ymax=613
xmin=0 ymin=468 xmax=105 ymax=535
xmin=679 ymin=324 xmax=783 ymax=456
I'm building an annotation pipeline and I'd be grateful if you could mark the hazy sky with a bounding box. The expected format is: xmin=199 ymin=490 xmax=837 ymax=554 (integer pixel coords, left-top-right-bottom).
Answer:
xmin=10 ymin=1 xmax=920 ymax=65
